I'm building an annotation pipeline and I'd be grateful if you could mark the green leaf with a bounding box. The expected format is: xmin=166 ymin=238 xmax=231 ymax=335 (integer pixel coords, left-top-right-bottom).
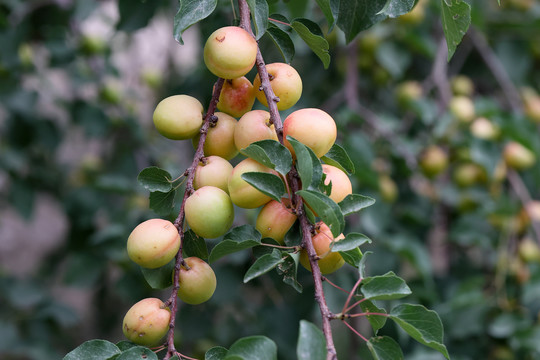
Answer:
xmin=206 ymin=346 xmax=228 ymax=360
xmin=332 ymin=232 xmax=371 ymax=252
xmin=278 ymin=252 xmax=302 ymax=293
xmin=246 ymin=0 xmax=269 ymax=40
xmin=360 ymin=300 xmax=388 ymax=333
xmin=377 ymin=0 xmax=415 ymax=18
xmin=367 ymin=336 xmax=404 ymax=360
xmin=314 ymin=0 xmax=335 ymax=30
xmin=287 ymin=136 xmax=323 ymax=191
xmin=441 ymin=0 xmax=471 ymax=60
xmin=297 ymin=190 xmax=345 ymax=237
xmin=358 ymin=251 xmax=372 ymax=278
xmin=116 ymin=341 xmax=137 ymax=351
xmin=174 ymin=0 xmax=218 ymax=45
xmin=339 ymin=247 xmax=363 ymax=268
xmin=149 ymin=190 xmax=176 ymax=216
xmin=266 ymin=26 xmax=295 ymax=64
xmin=241 ymin=172 xmax=286 ymax=202
xmin=140 ymin=259 xmax=174 ymax=289
xmin=290 ymin=18 xmax=330 ymax=69
xmin=335 ymin=0 xmax=386 ymax=43
xmin=117 ymin=346 xmax=158 ymax=360
xmin=137 ymin=166 xmax=172 ymax=192
xmin=389 ymin=304 xmax=450 ymax=359
xmin=209 ymin=225 xmax=262 ymax=263
xmin=339 ymin=194 xmax=376 ymax=216
xmin=183 ymin=230 xmax=209 ymax=259
xmin=117 ymin=0 xmax=161 ymax=32
xmin=244 ymin=249 xmax=285 ymax=283
xmin=242 ymin=140 xmax=292 ymax=176
xmin=321 ymin=143 xmax=355 ymax=175
xmin=297 ymin=320 xmax=326 ymax=360
xmin=361 ymin=271 xmax=412 ymax=300
xmin=284 ymin=222 xmax=302 ymax=247
xmin=64 ymin=339 xmax=120 ymax=360
xmin=224 ymin=336 xmax=277 ymax=360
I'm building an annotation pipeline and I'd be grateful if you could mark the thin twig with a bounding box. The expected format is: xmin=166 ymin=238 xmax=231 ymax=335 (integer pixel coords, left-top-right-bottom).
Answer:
xmin=342 ymin=320 xmax=369 ymax=342
xmin=343 ymin=41 xmax=418 ymax=170
xmin=431 ymin=37 xmax=452 ymax=114
xmin=468 ymin=26 xmax=522 ymax=113
xmin=341 ymin=277 xmax=362 ymax=315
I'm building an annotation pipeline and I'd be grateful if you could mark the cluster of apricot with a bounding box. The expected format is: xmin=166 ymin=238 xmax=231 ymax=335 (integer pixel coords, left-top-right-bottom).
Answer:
xmin=121 ymin=25 xmax=353 ymax=347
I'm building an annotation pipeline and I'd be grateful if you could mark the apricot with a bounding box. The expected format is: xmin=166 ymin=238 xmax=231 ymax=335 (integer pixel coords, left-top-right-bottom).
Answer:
xmin=283 ymin=108 xmax=337 ymax=158
xmin=127 ymin=219 xmax=180 ymax=269
xmin=503 ymin=142 xmax=536 ymax=170
xmin=217 ymin=77 xmax=255 ymax=118
xmin=322 ymin=164 xmax=353 ymax=203
xmin=153 ymin=95 xmax=203 ymax=140
xmin=253 ymin=63 xmax=302 ymax=111
xmin=255 ymin=199 xmax=297 ymax=244
xmin=177 ymin=257 xmax=217 ymax=305
xmin=228 ymin=158 xmax=276 ymax=209
xmin=203 ymin=26 xmax=257 ymax=79
xmin=185 ymin=186 xmax=234 ymax=239
xmin=193 ymin=156 xmax=234 ymax=194
xmin=192 ymin=112 xmax=238 ymax=160
xmin=122 ymin=298 xmax=170 ymax=346
xmin=300 ymin=222 xmax=345 ymax=275
xmin=234 ymin=110 xmax=278 ymax=154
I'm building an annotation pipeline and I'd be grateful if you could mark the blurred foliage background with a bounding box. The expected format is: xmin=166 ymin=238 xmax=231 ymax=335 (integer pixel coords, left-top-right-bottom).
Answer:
xmin=1 ymin=0 xmax=540 ymax=359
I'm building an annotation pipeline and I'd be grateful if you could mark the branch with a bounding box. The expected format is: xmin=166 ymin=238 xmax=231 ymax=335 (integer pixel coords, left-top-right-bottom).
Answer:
xmin=343 ymin=41 xmax=418 ymax=170
xmin=468 ymin=26 xmax=522 ymax=113
xmin=431 ymin=37 xmax=452 ymax=114
xmin=163 ymin=77 xmax=225 ymax=360
xmin=237 ymin=2 xmax=337 ymax=358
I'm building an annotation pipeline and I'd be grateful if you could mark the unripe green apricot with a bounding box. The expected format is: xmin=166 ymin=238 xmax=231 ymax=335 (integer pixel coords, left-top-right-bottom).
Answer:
xmin=300 ymin=222 xmax=345 ymax=275
xmin=217 ymin=77 xmax=256 ymax=118
xmin=177 ymin=257 xmax=217 ymax=305
xmin=470 ymin=117 xmax=499 ymax=140
xmin=451 ymin=75 xmax=474 ymax=97
xmin=203 ymin=26 xmax=257 ymax=79
xmin=379 ymin=175 xmax=398 ymax=203
xmin=419 ymin=145 xmax=448 ymax=178
xmin=523 ymin=91 xmax=540 ymax=123
xmin=193 ymin=156 xmax=233 ymax=194
xmin=453 ymin=163 xmax=485 ymax=187
xmin=192 ymin=112 xmax=238 ymax=160
xmin=503 ymin=142 xmax=536 ymax=170
xmin=122 ymin=298 xmax=170 ymax=346
xmin=153 ymin=95 xmax=204 ymax=140
xmin=127 ymin=219 xmax=180 ymax=269
xmin=234 ymin=110 xmax=278 ymax=154
xmin=185 ymin=186 xmax=234 ymax=239
xmin=520 ymin=201 xmax=540 ymax=228
xmin=283 ymin=108 xmax=337 ymax=158
xmin=322 ymin=164 xmax=352 ymax=203
xmin=255 ymin=199 xmax=297 ymax=244
xmin=518 ymin=237 xmax=540 ymax=263
xmin=253 ymin=63 xmax=303 ymax=111
xmin=395 ymin=81 xmax=423 ymax=106
xmin=449 ymin=96 xmax=475 ymax=123
xmin=228 ymin=158 xmax=276 ymax=209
